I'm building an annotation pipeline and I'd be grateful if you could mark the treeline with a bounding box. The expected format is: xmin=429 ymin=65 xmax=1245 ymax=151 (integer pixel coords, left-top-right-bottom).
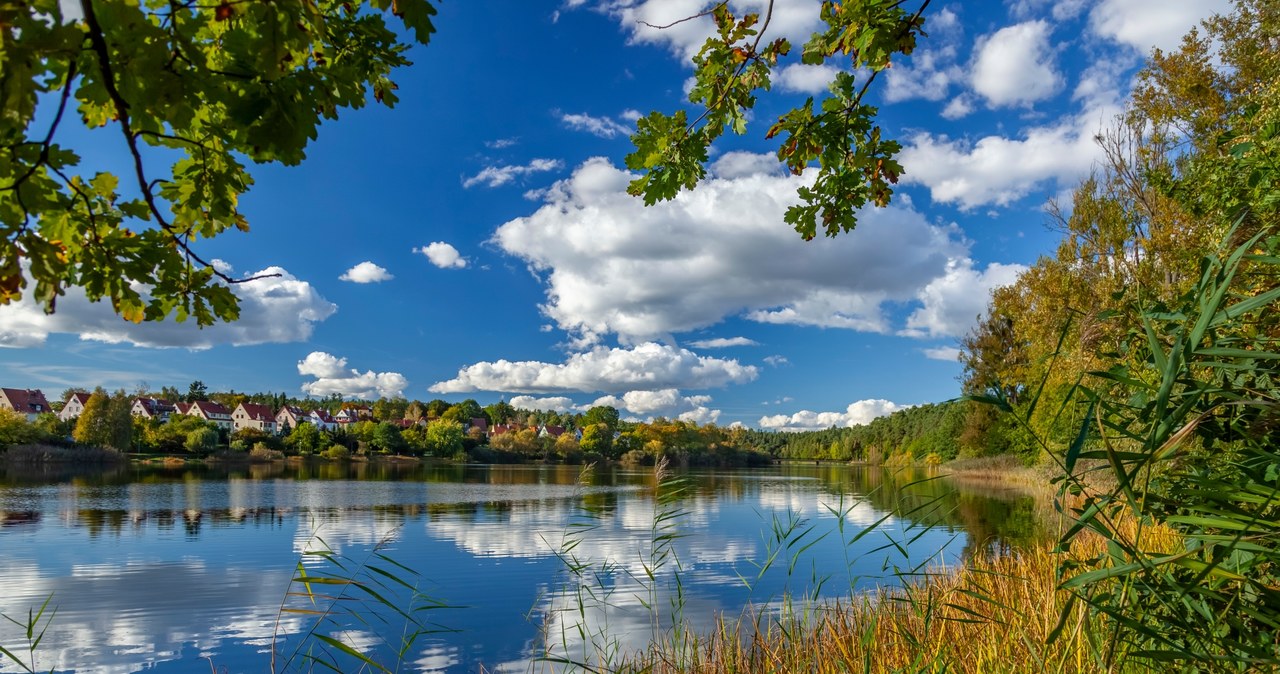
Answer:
xmin=735 ymin=402 xmax=967 ymax=462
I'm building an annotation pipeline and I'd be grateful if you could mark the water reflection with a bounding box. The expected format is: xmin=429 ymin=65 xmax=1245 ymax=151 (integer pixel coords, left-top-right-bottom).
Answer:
xmin=0 ymin=463 xmax=1050 ymax=673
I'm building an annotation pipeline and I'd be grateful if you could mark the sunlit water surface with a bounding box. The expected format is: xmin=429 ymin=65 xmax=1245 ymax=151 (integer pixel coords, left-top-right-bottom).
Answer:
xmin=0 ymin=462 xmax=1046 ymax=673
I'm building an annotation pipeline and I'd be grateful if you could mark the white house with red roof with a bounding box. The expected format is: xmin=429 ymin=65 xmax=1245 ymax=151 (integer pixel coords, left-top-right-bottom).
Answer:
xmin=309 ymin=409 xmax=338 ymax=431
xmin=59 ymin=392 xmax=92 ymax=422
xmin=179 ymin=400 xmax=233 ymax=430
xmin=276 ymin=405 xmax=308 ymax=432
xmin=232 ymin=403 xmax=278 ymax=433
xmin=132 ymin=397 xmax=176 ymax=422
xmin=0 ymin=388 xmax=51 ymax=422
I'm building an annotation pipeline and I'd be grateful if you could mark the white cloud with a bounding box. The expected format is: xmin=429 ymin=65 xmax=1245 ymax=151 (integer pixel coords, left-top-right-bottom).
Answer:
xmin=298 ymin=352 xmax=407 ymax=400
xmin=902 ymin=260 xmax=1026 ymax=338
xmin=709 ymin=151 xmax=780 ymax=179
xmin=591 ymin=388 xmax=720 ymax=424
xmin=773 ymin=63 xmax=841 ymax=94
xmin=0 ymin=267 xmax=336 ymax=349
xmin=493 ymin=157 xmax=971 ymax=344
xmin=414 ymin=242 xmax=469 ymax=269
xmin=883 ymin=47 xmax=962 ymax=103
xmin=941 ymin=94 xmax=975 ymax=119
xmin=339 ymin=261 xmax=393 ymax=284
xmin=899 ymin=103 xmax=1119 ymax=209
xmin=463 ymin=158 xmax=563 ymax=188
xmin=759 ymin=399 xmax=907 ymax=432
xmin=430 ymin=342 xmax=757 ymax=394
xmin=508 ymin=395 xmax=579 ymax=413
xmin=688 ymin=336 xmax=758 ymax=349
xmin=1089 ymin=0 xmax=1228 ymax=54
xmin=763 ymin=355 xmax=789 ymax=367
xmin=922 ymin=346 xmax=962 ymax=362
xmin=560 ymin=112 xmax=632 ymax=139
xmin=971 ymin=20 xmax=1063 ymax=107
xmin=485 ymin=137 xmax=518 ymax=149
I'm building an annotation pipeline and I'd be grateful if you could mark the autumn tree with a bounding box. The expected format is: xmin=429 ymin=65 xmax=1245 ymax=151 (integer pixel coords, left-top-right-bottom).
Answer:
xmin=73 ymin=387 xmax=131 ymax=450
xmin=423 ymin=419 xmax=463 ymax=457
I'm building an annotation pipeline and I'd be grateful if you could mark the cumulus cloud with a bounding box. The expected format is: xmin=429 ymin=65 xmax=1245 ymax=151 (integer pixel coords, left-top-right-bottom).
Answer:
xmin=971 ymin=21 xmax=1063 ymax=107
xmin=493 ymin=157 xmax=972 ymax=344
xmin=763 ymin=355 xmax=789 ymax=367
xmin=591 ymin=389 xmax=721 ymax=424
xmin=560 ymin=112 xmax=633 ymax=139
xmin=899 ymin=103 xmax=1119 ymax=209
xmin=339 ymin=261 xmax=393 ymax=284
xmin=298 ymin=352 xmax=407 ymax=400
xmin=773 ymin=63 xmax=842 ymax=94
xmin=940 ymin=94 xmax=975 ymax=120
xmin=759 ymin=399 xmax=907 ymax=432
xmin=508 ymin=395 xmax=579 ymax=413
xmin=463 ymin=158 xmax=563 ymax=188
xmin=414 ymin=242 xmax=469 ymax=269
xmin=430 ymin=342 xmax=757 ymax=394
xmin=1089 ymin=0 xmax=1229 ymax=54
xmin=0 ymin=267 xmax=336 ymax=349
xmin=688 ymin=336 xmax=758 ymax=349
xmin=709 ymin=151 xmax=780 ymax=179
xmin=922 ymin=346 xmax=962 ymax=362
xmin=902 ymin=260 xmax=1026 ymax=338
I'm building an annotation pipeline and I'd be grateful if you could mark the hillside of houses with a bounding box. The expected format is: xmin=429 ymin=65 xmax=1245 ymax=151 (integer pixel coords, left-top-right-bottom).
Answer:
xmin=0 ymin=384 xmax=770 ymax=467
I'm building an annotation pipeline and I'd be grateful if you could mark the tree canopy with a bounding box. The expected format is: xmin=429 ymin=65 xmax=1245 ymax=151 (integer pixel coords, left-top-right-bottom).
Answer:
xmin=1 ymin=0 xmax=436 ymax=324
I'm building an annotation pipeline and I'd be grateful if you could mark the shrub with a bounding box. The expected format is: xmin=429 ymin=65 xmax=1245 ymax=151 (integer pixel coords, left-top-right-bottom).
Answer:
xmin=249 ymin=443 xmax=284 ymax=463
xmin=324 ymin=444 xmax=350 ymax=460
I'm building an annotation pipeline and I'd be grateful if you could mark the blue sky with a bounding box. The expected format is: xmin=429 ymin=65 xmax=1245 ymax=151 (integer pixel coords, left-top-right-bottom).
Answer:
xmin=0 ymin=0 xmax=1229 ymax=429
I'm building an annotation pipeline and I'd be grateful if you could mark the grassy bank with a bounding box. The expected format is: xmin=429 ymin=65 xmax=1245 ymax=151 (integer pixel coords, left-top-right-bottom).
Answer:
xmin=616 ymin=518 xmax=1178 ymax=674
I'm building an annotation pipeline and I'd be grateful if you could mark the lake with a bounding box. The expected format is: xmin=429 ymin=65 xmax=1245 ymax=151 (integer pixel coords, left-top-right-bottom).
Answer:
xmin=0 ymin=461 xmax=1050 ymax=673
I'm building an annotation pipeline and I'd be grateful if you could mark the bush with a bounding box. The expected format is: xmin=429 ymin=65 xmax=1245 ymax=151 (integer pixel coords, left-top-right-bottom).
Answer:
xmin=249 ymin=443 xmax=284 ymax=463
xmin=324 ymin=444 xmax=350 ymax=460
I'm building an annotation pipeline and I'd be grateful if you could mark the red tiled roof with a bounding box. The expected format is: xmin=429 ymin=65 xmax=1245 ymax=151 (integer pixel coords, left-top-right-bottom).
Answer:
xmin=239 ymin=403 xmax=275 ymax=421
xmin=191 ymin=400 xmax=230 ymax=416
xmin=1 ymin=388 xmax=50 ymax=414
xmin=66 ymin=392 xmax=91 ymax=405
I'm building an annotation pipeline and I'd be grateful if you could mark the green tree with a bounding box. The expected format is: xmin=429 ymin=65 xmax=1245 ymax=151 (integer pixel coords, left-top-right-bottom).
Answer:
xmin=423 ymin=419 xmax=463 ymax=457
xmin=186 ymin=380 xmax=208 ymax=403
xmin=0 ymin=408 xmax=44 ymax=447
xmin=484 ymin=400 xmax=515 ymax=426
xmin=370 ymin=421 xmax=405 ymax=454
xmin=285 ymin=421 xmax=322 ymax=455
xmin=441 ymin=399 xmax=484 ymax=425
xmin=581 ymin=406 xmax=619 ymax=433
xmin=579 ymin=424 xmax=613 ymax=457
xmin=73 ymin=387 xmax=131 ymax=450
xmin=184 ymin=427 xmax=219 ymax=453
xmin=2 ymin=0 xmax=436 ymax=323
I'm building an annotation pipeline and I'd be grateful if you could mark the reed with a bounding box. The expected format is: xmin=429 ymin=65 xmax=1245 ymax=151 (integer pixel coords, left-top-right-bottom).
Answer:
xmin=616 ymin=521 xmax=1180 ymax=674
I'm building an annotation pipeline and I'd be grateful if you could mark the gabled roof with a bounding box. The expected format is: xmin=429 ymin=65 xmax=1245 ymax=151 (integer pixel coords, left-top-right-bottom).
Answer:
xmin=238 ymin=402 xmax=276 ymax=421
xmin=310 ymin=409 xmax=336 ymax=423
xmin=135 ymin=397 xmax=176 ymax=414
xmin=541 ymin=425 xmax=566 ymax=437
xmin=1 ymin=388 xmax=50 ymax=414
xmin=279 ymin=405 xmax=306 ymax=417
xmin=65 ymin=392 xmax=91 ymax=406
xmin=190 ymin=400 xmax=230 ymax=416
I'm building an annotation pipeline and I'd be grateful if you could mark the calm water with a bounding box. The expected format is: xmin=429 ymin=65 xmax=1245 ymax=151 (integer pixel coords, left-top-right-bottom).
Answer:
xmin=0 ymin=461 xmax=1047 ymax=673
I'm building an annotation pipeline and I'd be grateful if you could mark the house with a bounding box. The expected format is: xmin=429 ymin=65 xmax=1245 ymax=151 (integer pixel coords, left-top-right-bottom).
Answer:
xmin=132 ymin=397 xmax=176 ymax=422
xmin=490 ymin=424 xmax=516 ymax=437
xmin=309 ymin=409 xmax=338 ymax=432
xmin=232 ymin=403 xmax=278 ymax=434
xmin=0 ymin=388 xmax=51 ymax=422
xmin=335 ymin=406 xmax=372 ymax=422
xmin=275 ymin=406 xmax=308 ymax=433
xmin=179 ymin=400 xmax=233 ymax=430
xmin=468 ymin=417 xmax=489 ymax=435
xmin=538 ymin=425 xmax=566 ymax=439
xmin=59 ymin=392 xmax=92 ymax=422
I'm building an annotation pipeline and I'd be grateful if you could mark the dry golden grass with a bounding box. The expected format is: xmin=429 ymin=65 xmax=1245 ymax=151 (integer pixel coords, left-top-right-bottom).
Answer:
xmin=615 ymin=519 xmax=1179 ymax=674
